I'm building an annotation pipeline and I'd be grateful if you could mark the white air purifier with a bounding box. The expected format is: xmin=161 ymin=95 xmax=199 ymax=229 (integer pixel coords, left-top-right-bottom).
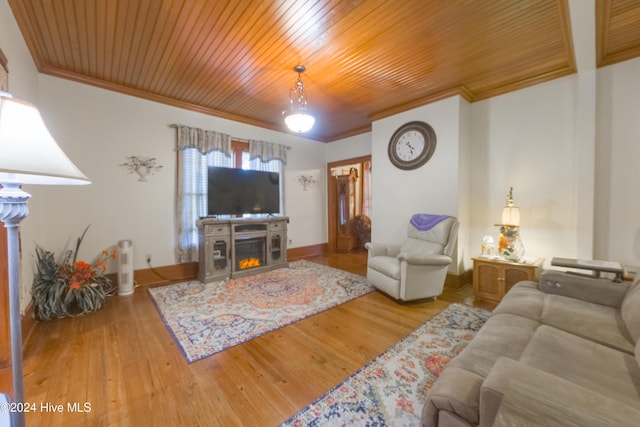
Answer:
xmin=117 ymin=239 xmax=134 ymax=296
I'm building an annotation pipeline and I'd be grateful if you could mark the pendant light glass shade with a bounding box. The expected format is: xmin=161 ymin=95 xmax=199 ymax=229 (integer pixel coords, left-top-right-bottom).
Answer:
xmin=284 ymin=66 xmax=315 ymax=133
xmin=284 ymin=112 xmax=315 ymax=133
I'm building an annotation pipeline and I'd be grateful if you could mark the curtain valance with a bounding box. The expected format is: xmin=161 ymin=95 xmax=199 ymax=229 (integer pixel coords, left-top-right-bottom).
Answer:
xmin=173 ymin=126 xmax=288 ymax=165
xmin=249 ymin=139 xmax=288 ymax=165
xmin=174 ymin=124 xmax=232 ymax=156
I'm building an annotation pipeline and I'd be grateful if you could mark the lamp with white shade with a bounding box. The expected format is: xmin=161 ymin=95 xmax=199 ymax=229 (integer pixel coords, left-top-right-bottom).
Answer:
xmin=496 ymin=187 xmax=524 ymax=262
xmin=0 ymin=91 xmax=90 ymax=427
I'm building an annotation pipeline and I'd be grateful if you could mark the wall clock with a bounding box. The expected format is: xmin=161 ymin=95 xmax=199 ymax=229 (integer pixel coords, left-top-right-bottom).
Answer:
xmin=387 ymin=121 xmax=437 ymax=170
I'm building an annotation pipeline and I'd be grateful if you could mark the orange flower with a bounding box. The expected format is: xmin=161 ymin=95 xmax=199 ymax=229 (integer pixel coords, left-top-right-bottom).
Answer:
xmin=498 ymin=234 xmax=508 ymax=252
xmin=69 ymin=282 xmax=81 ymax=289
xmin=74 ymin=260 xmax=90 ymax=270
xmin=97 ymin=261 xmax=106 ymax=270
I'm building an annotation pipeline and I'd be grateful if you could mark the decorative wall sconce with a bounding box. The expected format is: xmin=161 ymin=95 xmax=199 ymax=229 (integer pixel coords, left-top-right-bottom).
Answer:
xmin=120 ymin=156 xmax=163 ymax=182
xmin=298 ymin=175 xmax=316 ymax=191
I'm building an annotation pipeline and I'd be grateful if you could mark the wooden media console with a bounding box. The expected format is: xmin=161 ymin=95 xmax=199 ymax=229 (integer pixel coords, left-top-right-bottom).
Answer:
xmin=197 ymin=216 xmax=289 ymax=283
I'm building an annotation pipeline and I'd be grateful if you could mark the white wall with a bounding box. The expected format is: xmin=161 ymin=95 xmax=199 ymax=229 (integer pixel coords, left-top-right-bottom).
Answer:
xmin=1 ymin=0 xmax=46 ymax=309
xmin=595 ymin=57 xmax=640 ymax=268
xmin=370 ymin=96 xmax=463 ymax=247
xmin=569 ymin=0 xmax=597 ymax=260
xmin=326 ymin=133 xmax=371 ymax=163
xmin=469 ymin=76 xmax=584 ymax=267
xmin=33 ymin=76 xmax=328 ymax=275
xmin=0 ymin=1 xmax=38 ymax=101
xmin=456 ymin=98 xmax=473 ymax=271
xmin=365 ymin=96 xmax=471 ymax=274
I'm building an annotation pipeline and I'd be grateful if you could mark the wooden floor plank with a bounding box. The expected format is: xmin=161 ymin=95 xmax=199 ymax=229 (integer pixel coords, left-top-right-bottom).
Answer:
xmin=5 ymin=250 xmax=491 ymax=426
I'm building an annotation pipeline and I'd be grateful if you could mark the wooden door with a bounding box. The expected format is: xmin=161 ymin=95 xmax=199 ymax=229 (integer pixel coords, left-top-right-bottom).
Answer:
xmin=335 ymin=175 xmax=357 ymax=252
xmin=327 ymin=155 xmax=371 ymax=254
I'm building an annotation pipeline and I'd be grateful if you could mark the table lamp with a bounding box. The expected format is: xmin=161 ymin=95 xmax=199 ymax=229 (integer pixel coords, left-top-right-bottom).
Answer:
xmin=0 ymin=91 xmax=90 ymax=427
xmin=496 ymin=187 xmax=524 ymax=261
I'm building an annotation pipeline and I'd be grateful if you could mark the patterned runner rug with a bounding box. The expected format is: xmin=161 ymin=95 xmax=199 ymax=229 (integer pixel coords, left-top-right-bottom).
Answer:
xmin=148 ymin=260 xmax=374 ymax=363
xmin=281 ymin=303 xmax=491 ymax=426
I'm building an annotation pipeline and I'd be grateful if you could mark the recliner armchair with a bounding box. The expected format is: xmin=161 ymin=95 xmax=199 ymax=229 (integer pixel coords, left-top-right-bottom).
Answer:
xmin=364 ymin=214 xmax=458 ymax=301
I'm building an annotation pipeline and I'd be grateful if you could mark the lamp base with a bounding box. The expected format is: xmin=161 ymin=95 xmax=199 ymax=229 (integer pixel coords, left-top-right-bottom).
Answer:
xmin=0 ymin=182 xmax=30 ymax=427
xmin=498 ymin=225 xmax=525 ymax=262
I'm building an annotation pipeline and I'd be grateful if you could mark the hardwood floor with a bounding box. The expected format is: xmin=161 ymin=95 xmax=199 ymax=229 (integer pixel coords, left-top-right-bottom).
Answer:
xmin=8 ymin=250 xmax=491 ymax=426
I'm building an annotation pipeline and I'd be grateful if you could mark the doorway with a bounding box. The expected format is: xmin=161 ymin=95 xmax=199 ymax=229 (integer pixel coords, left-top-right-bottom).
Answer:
xmin=327 ymin=155 xmax=372 ymax=253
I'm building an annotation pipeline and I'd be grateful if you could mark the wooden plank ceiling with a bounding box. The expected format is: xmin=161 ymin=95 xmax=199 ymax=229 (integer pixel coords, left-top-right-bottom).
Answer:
xmin=8 ymin=0 xmax=640 ymax=142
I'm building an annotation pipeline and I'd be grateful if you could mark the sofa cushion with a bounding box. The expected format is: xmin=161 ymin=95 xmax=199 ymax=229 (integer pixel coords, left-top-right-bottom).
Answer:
xmin=492 ymin=281 xmax=544 ymax=320
xmin=540 ymin=293 xmax=634 ymax=354
xmin=447 ymin=313 xmax=539 ymax=377
xmin=486 ymin=358 xmax=640 ymax=427
xmin=495 ymin=280 xmax=634 ymax=354
xmin=422 ymin=367 xmax=483 ymax=426
xmin=621 ymin=276 xmax=640 ymax=344
xmin=519 ymin=325 xmax=640 ymax=410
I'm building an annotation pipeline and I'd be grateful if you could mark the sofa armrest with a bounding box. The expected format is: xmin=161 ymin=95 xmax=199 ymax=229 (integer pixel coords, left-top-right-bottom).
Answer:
xmin=364 ymin=242 xmax=401 ymax=258
xmin=481 ymin=358 xmax=640 ymax=427
xmin=397 ymin=253 xmax=451 ymax=266
xmin=422 ymin=367 xmax=483 ymax=426
xmin=538 ymin=270 xmax=629 ymax=307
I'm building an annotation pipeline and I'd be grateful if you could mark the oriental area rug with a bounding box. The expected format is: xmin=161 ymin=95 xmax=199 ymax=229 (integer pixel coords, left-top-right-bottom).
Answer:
xmin=281 ymin=303 xmax=491 ymax=427
xmin=148 ymin=260 xmax=374 ymax=363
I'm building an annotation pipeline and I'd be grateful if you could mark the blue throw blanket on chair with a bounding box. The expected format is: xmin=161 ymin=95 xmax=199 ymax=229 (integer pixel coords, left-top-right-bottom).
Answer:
xmin=410 ymin=214 xmax=450 ymax=231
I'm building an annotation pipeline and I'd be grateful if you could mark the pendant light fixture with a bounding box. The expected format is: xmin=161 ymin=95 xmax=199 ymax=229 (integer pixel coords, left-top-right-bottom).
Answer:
xmin=283 ymin=65 xmax=315 ymax=133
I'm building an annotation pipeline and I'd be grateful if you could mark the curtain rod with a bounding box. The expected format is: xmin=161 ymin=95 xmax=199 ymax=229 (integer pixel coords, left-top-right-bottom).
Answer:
xmin=169 ymin=124 xmax=291 ymax=150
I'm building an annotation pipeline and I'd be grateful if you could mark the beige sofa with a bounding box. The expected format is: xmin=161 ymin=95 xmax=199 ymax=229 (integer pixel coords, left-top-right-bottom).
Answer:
xmin=422 ymin=269 xmax=640 ymax=426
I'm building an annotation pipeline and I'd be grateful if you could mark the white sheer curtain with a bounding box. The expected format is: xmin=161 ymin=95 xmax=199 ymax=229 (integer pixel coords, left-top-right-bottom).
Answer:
xmin=246 ymin=139 xmax=287 ymax=215
xmin=175 ymin=125 xmax=233 ymax=263
xmin=175 ymin=128 xmax=287 ymax=263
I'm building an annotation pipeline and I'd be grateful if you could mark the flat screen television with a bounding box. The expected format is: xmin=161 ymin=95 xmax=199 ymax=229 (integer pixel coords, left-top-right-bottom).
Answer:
xmin=207 ymin=166 xmax=280 ymax=216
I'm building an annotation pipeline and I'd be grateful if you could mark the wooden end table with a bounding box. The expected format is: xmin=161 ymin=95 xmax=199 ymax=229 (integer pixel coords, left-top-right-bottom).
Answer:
xmin=473 ymin=257 xmax=544 ymax=304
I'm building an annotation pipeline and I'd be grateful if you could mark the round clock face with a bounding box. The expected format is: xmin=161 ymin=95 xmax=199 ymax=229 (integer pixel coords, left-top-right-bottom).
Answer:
xmin=388 ymin=121 xmax=437 ymax=170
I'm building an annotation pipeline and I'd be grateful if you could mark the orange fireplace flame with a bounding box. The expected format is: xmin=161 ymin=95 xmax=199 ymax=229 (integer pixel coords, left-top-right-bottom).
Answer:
xmin=239 ymin=257 xmax=261 ymax=269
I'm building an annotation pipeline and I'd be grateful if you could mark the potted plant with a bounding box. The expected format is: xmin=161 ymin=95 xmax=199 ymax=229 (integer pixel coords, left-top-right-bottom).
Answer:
xmin=31 ymin=226 xmax=116 ymax=320
xmin=351 ymin=215 xmax=372 ymax=248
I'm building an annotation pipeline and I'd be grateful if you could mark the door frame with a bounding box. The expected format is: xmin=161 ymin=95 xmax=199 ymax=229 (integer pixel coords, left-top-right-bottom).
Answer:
xmin=327 ymin=155 xmax=371 ymax=254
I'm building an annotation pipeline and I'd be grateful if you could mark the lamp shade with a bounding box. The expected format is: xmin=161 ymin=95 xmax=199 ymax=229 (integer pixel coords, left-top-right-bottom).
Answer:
xmin=500 ymin=206 xmax=520 ymax=226
xmin=0 ymin=92 xmax=89 ymax=185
